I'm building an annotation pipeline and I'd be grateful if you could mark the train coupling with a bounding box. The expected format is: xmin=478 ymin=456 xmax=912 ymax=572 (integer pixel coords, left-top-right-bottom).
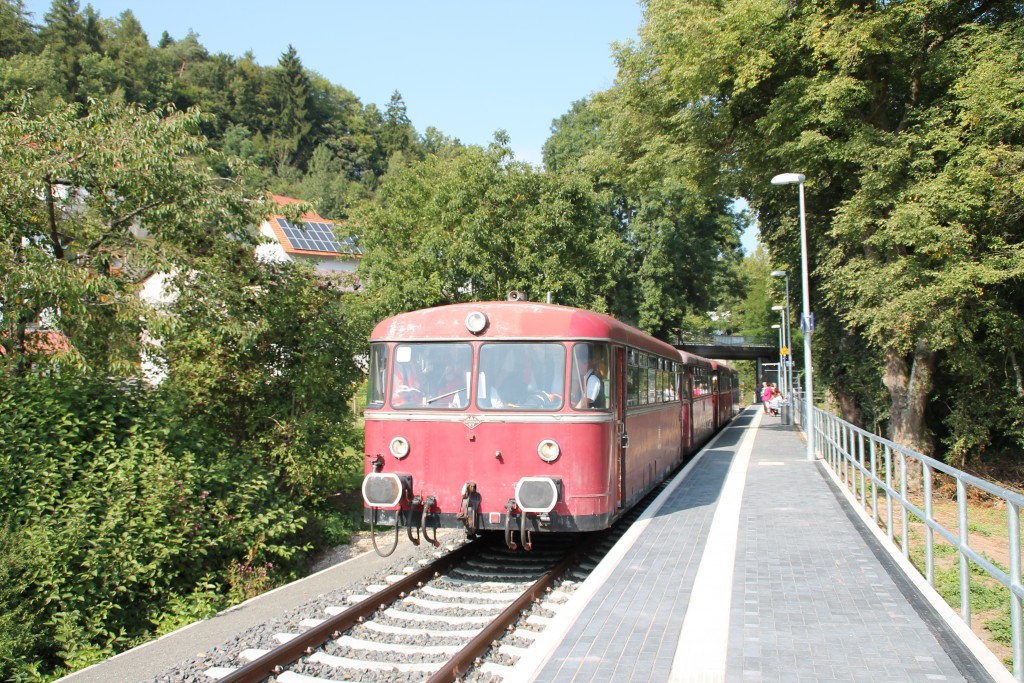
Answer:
xmin=503 ymin=478 xmax=561 ymax=551
xmin=456 ymin=481 xmax=480 ymax=536
xmin=407 ymin=494 xmax=440 ymax=548
xmin=504 ymin=498 xmax=541 ymax=552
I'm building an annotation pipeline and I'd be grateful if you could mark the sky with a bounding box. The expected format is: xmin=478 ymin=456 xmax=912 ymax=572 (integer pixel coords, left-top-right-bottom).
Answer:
xmin=22 ymin=0 xmax=643 ymax=167
xmin=21 ymin=0 xmax=760 ymax=253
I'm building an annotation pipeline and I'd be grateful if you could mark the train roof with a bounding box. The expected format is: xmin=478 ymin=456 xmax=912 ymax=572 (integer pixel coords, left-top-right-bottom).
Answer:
xmin=679 ymin=349 xmax=713 ymax=369
xmin=371 ymin=302 xmax=682 ymax=358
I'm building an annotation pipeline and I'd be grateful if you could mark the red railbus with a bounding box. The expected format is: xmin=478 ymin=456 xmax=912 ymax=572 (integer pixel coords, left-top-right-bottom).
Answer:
xmin=361 ymin=301 xmax=733 ymax=552
xmin=709 ymin=360 xmax=741 ymax=430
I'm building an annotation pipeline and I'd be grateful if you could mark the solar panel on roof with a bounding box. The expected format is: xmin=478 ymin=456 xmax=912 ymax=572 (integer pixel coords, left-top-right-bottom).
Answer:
xmin=275 ymin=217 xmax=363 ymax=255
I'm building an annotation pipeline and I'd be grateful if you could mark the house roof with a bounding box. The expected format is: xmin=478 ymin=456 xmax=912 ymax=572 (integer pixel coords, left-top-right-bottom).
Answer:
xmin=265 ymin=194 xmax=362 ymax=258
xmin=0 ymin=328 xmax=73 ymax=357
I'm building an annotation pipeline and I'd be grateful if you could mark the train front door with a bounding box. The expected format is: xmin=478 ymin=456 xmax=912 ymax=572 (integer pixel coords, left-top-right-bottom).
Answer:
xmin=615 ymin=346 xmax=628 ymax=509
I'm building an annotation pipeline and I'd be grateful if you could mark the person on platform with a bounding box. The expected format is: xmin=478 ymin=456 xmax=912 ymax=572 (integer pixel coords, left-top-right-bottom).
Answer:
xmin=769 ymin=384 xmax=782 ymax=416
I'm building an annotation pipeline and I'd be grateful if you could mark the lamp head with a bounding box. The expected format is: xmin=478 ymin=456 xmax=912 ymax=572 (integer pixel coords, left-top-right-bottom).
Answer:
xmin=771 ymin=324 xmax=781 ymax=329
xmin=771 ymin=270 xmax=787 ymax=277
xmin=771 ymin=173 xmax=806 ymax=186
xmin=772 ymin=305 xmax=784 ymax=311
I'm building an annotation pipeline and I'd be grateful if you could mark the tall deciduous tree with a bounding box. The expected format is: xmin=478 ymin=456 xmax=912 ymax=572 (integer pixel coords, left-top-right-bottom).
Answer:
xmin=544 ymin=93 xmax=745 ymax=338
xmin=0 ymin=99 xmax=260 ymax=375
xmin=355 ymin=141 xmax=623 ymax=320
xmin=613 ymin=0 xmax=1024 ymax=460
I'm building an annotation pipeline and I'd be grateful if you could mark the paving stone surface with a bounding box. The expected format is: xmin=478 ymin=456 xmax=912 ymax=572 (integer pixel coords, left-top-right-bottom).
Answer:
xmin=531 ymin=408 xmax=997 ymax=683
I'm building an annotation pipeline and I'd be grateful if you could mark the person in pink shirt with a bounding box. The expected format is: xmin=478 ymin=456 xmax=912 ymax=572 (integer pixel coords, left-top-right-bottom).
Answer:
xmin=761 ymin=381 xmax=772 ymax=413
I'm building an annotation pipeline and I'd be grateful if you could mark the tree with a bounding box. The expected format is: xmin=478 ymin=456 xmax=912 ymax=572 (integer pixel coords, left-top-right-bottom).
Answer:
xmin=0 ymin=98 xmax=361 ymax=678
xmin=543 ymin=98 xmax=605 ymax=173
xmin=0 ymin=0 xmax=40 ymax=58
xmin=543 ymin=90 xmax=746 ymax=337
xmin=0 ymin=98 xmax=261 ymax=375
xmin=355 ymin=141 xmax=622 ymax=320
xmin=271 ymin=44 xmax=313 ymax=170
xmin=154 ymin=254 xmax=365 ymax=498
xmin=379 ymin=90 xmax=417 ymax=161
xmin=38 ymin=0 xmax=99 ymax=103
xmin=612 ymin=0 xmax=1024 ymax=461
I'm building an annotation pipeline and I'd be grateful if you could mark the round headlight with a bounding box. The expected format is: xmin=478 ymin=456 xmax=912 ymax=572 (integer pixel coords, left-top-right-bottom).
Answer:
xmin=465 ymin=311 xmax=488 ymax=334
xmin=390 ymin=436 xmax=410 ymax=459
xmin=537 ymin=439 xmax=560 ymax=463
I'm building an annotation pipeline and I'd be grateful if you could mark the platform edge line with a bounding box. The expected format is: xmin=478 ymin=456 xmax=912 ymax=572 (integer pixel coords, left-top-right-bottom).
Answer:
xmin=668 ymin=409 xmax=761 ymax=683
xmin=503 ymin=407 xmax=758 ymax=683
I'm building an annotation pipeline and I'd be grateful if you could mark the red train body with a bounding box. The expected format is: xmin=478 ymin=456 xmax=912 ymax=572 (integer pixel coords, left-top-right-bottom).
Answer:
xmin=361 ymin=302 xmax=738 ymax=548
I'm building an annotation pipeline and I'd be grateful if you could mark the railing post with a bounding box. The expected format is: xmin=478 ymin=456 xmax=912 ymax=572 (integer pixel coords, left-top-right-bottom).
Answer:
xmin=884 ymin=444 xmax=893 ymax=542
xmin=924 ymin=462 xmax=934 ymax=586
xmin=957 ymin=477 xmax=970 ymax=627
xmin=830 ymin=416 xmax=837 ymax=469
xmin=842 ymin=423 xmax=850 ymax=487
xmin=900 ymin=452 xmax=909 ymax=559
xmin=858 ymin=432 xmax=866 ymax=507
xmin=847 ymin=424 xmax=854 ymax=490
xmin=1010 ymin=501 xmax=1023 ymax=681
xmin=870 ymin=439 xmax=878 ymax=527
xmin=842 ymin=423 xmax=849 ymax=486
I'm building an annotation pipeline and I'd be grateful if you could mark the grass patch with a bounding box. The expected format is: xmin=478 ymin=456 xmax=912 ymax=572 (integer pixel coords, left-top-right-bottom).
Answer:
xmin=907 ymin=538 xmax=1012 ymax=648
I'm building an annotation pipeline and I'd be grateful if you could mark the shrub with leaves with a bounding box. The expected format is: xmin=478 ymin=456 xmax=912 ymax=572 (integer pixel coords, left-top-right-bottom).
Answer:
xmin=0 ymin=373 xmax=311 ymax=675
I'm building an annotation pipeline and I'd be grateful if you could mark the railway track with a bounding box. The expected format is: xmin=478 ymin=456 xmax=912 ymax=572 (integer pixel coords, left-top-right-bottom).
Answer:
xmin=149 ymin=478 xmax=658 ymax=683
xmin=200 ymin=534 xmax=590 ymax=683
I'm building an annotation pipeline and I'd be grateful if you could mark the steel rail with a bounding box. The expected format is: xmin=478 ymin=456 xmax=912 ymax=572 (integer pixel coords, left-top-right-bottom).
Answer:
xmin=218 ymin=539 xmax=479 ymax=683
xmin=425 ymin=546 xmax=582 ymax=683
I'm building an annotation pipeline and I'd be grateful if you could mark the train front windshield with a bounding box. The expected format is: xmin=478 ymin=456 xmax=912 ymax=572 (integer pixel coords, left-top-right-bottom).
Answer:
xmin=477 ymin=343 xmax=566 ymax=410
xmin=367 ymin=341 xmax=619 ymax=412
xmin=375 ymin=342 xmax=475 ymax=409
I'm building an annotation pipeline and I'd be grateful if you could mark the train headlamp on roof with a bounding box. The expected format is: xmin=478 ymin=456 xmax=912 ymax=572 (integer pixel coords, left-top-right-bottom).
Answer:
xmin=465 ymin=311 xmax=488 ymax=335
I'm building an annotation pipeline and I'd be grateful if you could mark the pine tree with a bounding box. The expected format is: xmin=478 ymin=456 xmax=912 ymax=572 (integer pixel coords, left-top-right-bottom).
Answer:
xmin=273 ymin=44 xmax=313 ymax=169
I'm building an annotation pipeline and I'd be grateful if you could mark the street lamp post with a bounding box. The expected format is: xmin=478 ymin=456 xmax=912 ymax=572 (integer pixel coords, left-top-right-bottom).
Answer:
xmin=771 ymin=324 xmax=783 ymax=399
xmin=771 ymin=303 xmax=790 ymax=424
xmin=771 ymin=305 xmax=787 ymax=396
xmin=771 ymin=172 xmax=815 ymax=461
xmin=770 ymin=270 xmax=793 ymax=410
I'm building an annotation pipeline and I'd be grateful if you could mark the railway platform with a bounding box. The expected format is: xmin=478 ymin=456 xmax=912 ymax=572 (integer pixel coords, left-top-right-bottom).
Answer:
xmin=509 ymin=406 xmax=1013 ymax=683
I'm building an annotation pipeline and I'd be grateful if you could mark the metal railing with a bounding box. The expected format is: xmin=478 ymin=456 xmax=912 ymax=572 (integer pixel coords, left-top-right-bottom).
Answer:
xmin=676 ymin=334 xmax=776 ymax=347
xmin=804 ymin=405 xmax=1024 ymax=680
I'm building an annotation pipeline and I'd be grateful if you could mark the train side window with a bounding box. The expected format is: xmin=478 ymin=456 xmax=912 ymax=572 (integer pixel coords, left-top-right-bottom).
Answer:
xmin=627 ymin=361 xmax=640 ymax=407
xmin=654 ymin=361 xmax=662 ymax=404
xmin=636 ymin=353 xmax=648 ymax=405
xmin=570 ymin=342 xmax=609 ymax=410
xmin=367 ymin=343 xmax=388 ymax=409
xmin=647 ymin=365 xmax=658 ymax=405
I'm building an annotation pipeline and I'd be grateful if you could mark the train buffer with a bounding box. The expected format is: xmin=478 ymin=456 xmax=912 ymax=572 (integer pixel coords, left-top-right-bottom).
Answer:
xmin=511 ymin=406 xmax=1012 ymax=683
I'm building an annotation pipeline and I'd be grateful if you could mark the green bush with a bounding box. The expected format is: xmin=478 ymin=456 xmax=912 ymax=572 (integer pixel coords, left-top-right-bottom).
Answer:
xmin=0 ymin=523 xmax=46 ymax=681
xmin=0 ymin=374 xmax=312 ymax=677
